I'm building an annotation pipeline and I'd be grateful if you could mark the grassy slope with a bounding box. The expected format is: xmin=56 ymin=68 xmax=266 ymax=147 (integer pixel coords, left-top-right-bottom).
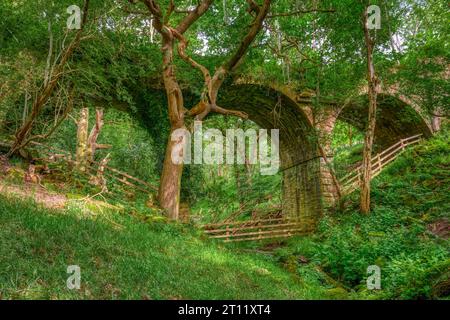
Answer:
xmin=274 ymin=130 xmax=450 ymax=299
xmin=0 ymin=196 xmax=327 ymax=300
xmin=0 ymin=130 xmax=448 ymax=300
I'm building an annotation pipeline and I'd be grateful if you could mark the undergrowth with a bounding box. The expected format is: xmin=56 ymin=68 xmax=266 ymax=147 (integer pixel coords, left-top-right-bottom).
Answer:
xmin=271 ymin=130 xmax=450 ymax=299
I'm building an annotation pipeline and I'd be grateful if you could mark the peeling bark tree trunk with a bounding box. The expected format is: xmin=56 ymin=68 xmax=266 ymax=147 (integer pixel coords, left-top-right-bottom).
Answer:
xmin=141 ymin=0 xmax=212 ymax=220
xmin=156 ymin=26 xmax=187 ymax=221
xmin=360 ymin=7 xmax=379 ymax=214
xmin=159 ymin=130 xmax=185 ymax=220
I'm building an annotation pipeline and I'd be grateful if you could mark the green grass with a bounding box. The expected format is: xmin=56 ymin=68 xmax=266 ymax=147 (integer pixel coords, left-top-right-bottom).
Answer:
xmin=0 ymin=195 xmax=328 ymax=300
xmin=0 ymin=130 xmax=448 ymax=300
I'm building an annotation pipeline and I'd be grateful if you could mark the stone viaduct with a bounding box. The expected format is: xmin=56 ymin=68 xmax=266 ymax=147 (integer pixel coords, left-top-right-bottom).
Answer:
xmin=218 ymin=82 xmax=437 ymax=231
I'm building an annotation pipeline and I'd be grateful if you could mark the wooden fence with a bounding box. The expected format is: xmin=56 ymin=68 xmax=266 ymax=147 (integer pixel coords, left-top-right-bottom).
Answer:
xmin=201 ymin=217 xmax=313 ymax=242
xmin=340 ymin=134 xmax=423 ymax=195
xmin=202 ymin=134 xmax=423 ymax=243
xmin=27 ymin=141 xmax=158 ymax=194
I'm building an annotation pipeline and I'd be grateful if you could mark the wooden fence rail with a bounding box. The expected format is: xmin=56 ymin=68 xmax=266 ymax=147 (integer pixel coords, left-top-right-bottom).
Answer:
xmin=340 ymin=134 xmax=423 ymax=195
xmin=202 ymin=217 xmax=314 ymax=242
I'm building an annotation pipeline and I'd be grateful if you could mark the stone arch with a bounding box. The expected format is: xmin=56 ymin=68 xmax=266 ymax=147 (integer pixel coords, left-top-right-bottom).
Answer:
xmin=218 ymin=84 xmax=322 ymax=232
xmin=222 ymin=81 xmax=434 ymax=208
xmin=312 ymin=90 xmax=434 ymax=203
xmin=211 ymin=82 xmax=433 ymax=228
xmin=337 ymin=92 xmax=433 ymax=150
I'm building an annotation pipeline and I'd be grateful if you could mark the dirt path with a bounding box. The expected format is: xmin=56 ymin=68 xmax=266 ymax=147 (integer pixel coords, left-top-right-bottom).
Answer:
xmin=0 ymin=180 xmax=67 ymax=209
xmin=0 ymin=155 xmax=66 ymax=209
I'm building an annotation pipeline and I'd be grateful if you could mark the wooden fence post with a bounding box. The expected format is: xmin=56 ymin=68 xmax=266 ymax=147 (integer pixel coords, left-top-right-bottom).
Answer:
xmin=258 ymin=221 xmax=262 ymax=240
xmin=377 ymin=154 xmax=382 ymax=174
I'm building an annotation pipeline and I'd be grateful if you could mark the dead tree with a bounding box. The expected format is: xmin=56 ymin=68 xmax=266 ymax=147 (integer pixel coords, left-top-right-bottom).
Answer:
xmin=86 ymin=108 xmax=108 ymax=163
xmin=75 ymin=107 xmax=110 ymax=172
xmin=89 ymin=153 xmax=111 ymax=191
xmin=7 ymin=0 xmax=91 ymax=157
xmin=76 ymin=108 xmax=89 ymax=172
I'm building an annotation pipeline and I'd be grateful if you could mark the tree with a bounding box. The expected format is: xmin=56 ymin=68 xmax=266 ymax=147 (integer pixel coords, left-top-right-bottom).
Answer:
xmin=360 ymin=3 xmax=380 ymax=214
xmin=7 ymin=0 xmax=91 ymax=157
xmin=134 ymin=0 xmax=213 ymax=220
xmin=133 ymin=0 xmax=271 ymax=220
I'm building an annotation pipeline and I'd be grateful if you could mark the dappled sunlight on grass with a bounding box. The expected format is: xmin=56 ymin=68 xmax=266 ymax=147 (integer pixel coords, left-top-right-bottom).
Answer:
xmin=0 ymin=194 xmax=324 ymax=299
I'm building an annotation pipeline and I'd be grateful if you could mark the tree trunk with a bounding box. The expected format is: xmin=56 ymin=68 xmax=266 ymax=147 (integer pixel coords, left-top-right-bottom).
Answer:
xmin=156 ymin=29 xmax=186 ymax=220
xmin=158 ymin=128 xmax=185 ymax=220
xmin=360 ymin=7 xmax=379 ymax=214
xmin=86 ymin=108 xmax=104 ymax=163
xmin=89 ymin=153 xmax=110 ymax=190
xmin=76 ymin=108 xmax=89 ymax=172
xmin=75 ymin=107 xmax=107 ymax=172
xmin=139 ymin=0 xmax=268 ymax=220
xmin=139 ymin=0 xmax=214 ymax=220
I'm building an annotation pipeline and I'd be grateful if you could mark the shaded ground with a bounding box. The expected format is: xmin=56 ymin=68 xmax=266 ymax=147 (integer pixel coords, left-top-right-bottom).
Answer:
xmin=0 ymin=194 xmax=330 ymax=299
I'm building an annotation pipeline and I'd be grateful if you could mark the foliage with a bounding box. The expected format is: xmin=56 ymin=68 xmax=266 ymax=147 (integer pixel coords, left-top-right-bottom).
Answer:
xmin=0 ymin=0 xmax=448 ymax=301
xmin=273 ymin=130 xmax=450 ymax=299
